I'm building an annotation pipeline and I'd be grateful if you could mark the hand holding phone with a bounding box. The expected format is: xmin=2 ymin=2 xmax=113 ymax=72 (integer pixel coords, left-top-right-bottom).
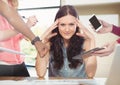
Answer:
xmin=89 ymin=14 xmax=102 ymax=32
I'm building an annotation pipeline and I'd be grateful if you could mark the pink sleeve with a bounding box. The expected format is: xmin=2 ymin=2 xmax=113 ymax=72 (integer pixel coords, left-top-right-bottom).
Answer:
xmin=117 ymin=38 xmax=120 ymax=44
xmin=112 ymin=25 xmax=120 ymax=36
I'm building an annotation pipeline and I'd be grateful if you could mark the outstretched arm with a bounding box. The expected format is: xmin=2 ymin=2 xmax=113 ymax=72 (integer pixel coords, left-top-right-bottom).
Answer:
xmin=0 ymin=0 xmax=35 ymax=40
xmin=0 ymin=0 xmax=48 ymax=57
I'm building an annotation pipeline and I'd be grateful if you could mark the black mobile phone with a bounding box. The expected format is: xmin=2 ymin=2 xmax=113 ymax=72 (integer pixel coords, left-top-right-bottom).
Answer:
xmin=89 ymin=14 xmax=102 ymax=32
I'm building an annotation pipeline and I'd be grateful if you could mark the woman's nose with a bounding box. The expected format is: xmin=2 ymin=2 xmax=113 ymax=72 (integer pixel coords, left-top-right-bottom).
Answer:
xmin=65 ymin=25 xmax=70 ymax=32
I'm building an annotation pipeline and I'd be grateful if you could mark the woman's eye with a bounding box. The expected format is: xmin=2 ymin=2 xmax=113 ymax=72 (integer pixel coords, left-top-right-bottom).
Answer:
xmin=60 ymin=24 xmax=65 ymax=26
xmin=69 ymin=23 xmax=75 ymax=26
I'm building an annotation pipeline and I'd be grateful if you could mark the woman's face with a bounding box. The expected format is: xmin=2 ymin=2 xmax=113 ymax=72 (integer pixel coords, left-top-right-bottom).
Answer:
xmin=58 ymin=15 xmax=77 ymax=40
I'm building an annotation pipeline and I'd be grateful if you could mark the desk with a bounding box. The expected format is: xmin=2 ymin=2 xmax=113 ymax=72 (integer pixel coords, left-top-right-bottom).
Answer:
xmin=0 ymin=77 xmax=107 ymax=85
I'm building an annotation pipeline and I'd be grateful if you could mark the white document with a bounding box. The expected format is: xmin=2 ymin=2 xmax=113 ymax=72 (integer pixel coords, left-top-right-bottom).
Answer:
xmin=0 ymin=47 xmax=25 ymax=55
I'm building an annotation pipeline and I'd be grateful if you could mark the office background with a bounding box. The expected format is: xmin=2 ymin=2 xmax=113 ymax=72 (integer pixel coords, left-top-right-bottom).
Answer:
xmin=18 ymin=0 xmax=120 ymax=78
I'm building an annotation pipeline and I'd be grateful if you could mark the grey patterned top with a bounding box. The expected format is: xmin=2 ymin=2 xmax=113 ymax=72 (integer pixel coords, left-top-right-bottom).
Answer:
xmin=49 ymin=46 xmax=87 ymax=78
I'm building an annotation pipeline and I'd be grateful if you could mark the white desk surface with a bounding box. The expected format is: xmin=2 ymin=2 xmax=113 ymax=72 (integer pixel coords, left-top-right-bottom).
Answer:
xmin=0 ymin=77 xmax=107 ymax=85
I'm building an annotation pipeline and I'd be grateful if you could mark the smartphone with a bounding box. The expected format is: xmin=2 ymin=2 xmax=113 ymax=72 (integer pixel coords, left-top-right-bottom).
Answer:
xmin=82 ymin=47 xmax=105 ymax=55
xmin=89 ymin=14 xmax=102 ymax=32
xmin=73 ymin=47 xmax=105 ymax=60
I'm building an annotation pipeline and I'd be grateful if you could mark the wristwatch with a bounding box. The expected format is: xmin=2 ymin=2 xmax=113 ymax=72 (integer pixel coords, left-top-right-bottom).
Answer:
xmin=31 ymin=36 xmax=41 ymax=45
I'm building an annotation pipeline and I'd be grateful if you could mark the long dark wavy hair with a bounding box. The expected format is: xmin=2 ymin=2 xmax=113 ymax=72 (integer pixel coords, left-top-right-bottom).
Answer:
xmin=50 ymin=5 xmax=85 ymax=70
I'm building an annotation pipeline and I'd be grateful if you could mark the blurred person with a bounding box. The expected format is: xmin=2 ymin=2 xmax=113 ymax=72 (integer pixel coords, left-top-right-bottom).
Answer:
xmin=0 ymin=15 xmax=37 ymax=41
xmin=0 ymin=0 xmax=48 ymax=58
xmin=36 ymin=5 xmax=97 ymax=79
xmin=0 ymin=0 xmax=38 ymax=76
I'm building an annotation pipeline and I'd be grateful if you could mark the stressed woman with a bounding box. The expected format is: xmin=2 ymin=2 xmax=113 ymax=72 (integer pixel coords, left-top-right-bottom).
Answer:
xmin=36 ymin=5 xmax=97 ymax=79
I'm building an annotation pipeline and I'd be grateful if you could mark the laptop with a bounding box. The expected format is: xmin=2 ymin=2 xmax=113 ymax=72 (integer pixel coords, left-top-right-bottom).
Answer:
xmin=105 ymin=44 xmax=120 ymax=85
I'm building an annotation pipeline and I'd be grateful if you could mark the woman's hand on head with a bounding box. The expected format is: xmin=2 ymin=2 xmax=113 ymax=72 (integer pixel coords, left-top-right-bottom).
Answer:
xmin=42 ymin=20 xmax=58 ymax=44
xmin=75 ymin=19 xmax=94 ymax=40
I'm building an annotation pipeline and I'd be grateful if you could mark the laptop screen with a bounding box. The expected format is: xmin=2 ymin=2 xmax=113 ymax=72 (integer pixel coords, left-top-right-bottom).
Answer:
xmin=105 ymin=44 xmax=120 ymax=85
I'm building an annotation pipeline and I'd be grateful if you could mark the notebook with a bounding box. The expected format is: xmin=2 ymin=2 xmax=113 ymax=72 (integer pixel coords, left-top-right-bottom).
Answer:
xmin=105 ymin=44 xmax=120 ymax=85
